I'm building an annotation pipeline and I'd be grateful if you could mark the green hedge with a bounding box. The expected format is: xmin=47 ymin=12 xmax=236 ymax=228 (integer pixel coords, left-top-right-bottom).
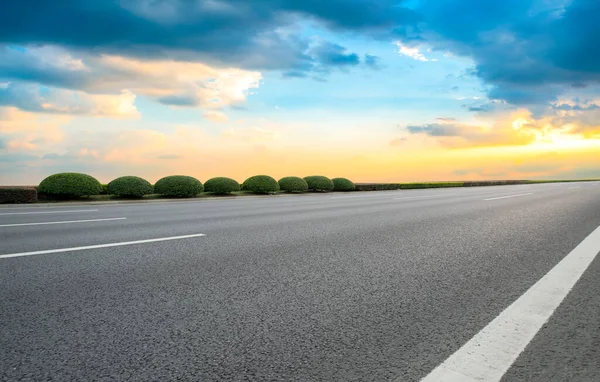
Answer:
xmin=332 ymin=178 xmax=356 ymax=191
xmin=38 ymin=173 xmax=103 ymax=198
xmin=154 ymin=175 xmax=203 ymax=197
xmin=278 ymin=176 xmax=309 ymax=192
xmin=242 ymin=175 xmax=280 ymax=194
xmin=355 ymin=183 xmax=400 ymax=191
xmin=304 ymin=176 xmax=334 ymax=192
xmin=463 ymin=180 xmax=525 ymax=187
xmin=204 ymin=177 xmax=240 ymax=194
xmin=107 ymin=176 xmax=154 ymax=197
xmin=399 ymin=182 xmax=464 ymax=189
xmin=0 ymin=187 xmax=38 ymax=203
xmin=100 ymin=184 xmax=109 ymax=195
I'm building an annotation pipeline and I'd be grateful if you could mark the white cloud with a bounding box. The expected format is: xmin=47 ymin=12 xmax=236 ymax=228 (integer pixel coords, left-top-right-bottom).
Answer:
xmin=94 ymin=55 xmax=262 ymax=109
xmin=394 ymin=42 xmax=436 ymax=62
xmin=0 ymin=83 xmax=139 ymax=118
xmin=0 ymin=45 xmax=263 ymax=116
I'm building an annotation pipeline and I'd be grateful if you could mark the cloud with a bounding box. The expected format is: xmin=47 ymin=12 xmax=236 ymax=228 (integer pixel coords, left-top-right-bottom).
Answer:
xmin=0 ymin=82 xmax=139 ymax=117
xmin=0 ymin=1 xmax=415 ymax=76
xmin=553 ymin=103 xmax=600 ymax=111
xmin=203 ymin=110 xmax=229 ymax=122
xmin=2 ymin=0 xmax=597 ymax=110
xmin=466 ymin=104 xmax=492 ymax=113
xmin=406 ymin=115 xmax=537 ymax=148
xmin=364 ymin=54 xmax=382 ymax=69
xmin=310 ymin=42 xmax=360 ymax=68
xmin=394 ymin=42 xmax=435 ymax=62
xmin=282 ymin=71 xmax=309 ymax=79
xmin=408 ymin=0 xmax=600 ymax=106
xmin=0 ymin=46 xmax=263 ymax=113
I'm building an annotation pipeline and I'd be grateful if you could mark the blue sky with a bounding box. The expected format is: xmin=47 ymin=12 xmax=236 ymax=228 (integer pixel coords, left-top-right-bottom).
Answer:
xmin=0 ymin=0 xmax=599 ymax=184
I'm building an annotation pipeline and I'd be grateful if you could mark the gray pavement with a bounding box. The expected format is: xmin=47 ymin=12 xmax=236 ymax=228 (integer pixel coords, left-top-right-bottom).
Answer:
xmin=1 ymin=182 xmax=599 ymax=381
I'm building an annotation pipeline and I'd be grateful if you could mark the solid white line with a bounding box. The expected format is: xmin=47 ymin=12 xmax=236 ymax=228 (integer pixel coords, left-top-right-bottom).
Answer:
xmin=0 ymin=209 xmax=98 ymax=216
xmin=394 ymin=194 xmax=456 ymax=200
xmin=0 ymin=233 xmax=206 ymax=259
xmin=421 ymin=225 xmax=600 ymax=382
xmin=483 ymin=193 xmax=533 ymax=201
xmin=0 ymin=217 xmax=126 ymax=228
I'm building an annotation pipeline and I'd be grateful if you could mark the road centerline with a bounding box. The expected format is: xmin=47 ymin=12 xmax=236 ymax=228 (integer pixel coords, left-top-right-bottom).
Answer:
xmin=0 ymin=209 xmax=99 ymax=216
xmin=483 ymin=193 xmax=533 ymax=201
xmin=0 ymin=217 xmax=126 ymax=228
xmin=0 ymin=234 xmax=206 ymax=259
xmin=419 ymin=225 xmax=600 ymax=382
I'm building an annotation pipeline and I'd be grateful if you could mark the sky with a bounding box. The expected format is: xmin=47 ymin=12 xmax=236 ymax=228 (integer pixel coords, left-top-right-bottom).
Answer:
xmin=1 ymin=0 xmax=599 ymax=185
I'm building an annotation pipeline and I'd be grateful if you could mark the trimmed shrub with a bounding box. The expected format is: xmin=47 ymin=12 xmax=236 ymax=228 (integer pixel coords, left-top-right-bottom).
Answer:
xmin=100 ymin=184 xmax=109 ymax=195
xmin=204 ymin=177 xmax=240 ymax=194
xmin=278 ymin=176 xmax=309 ymax=192
xmin=304 ymin=176 xmax=334 ymax=192
xmin=38 ymin=173 xmax=102 ymax=198
xmin=108 ymin=176 xmax=153 ymax=197
xmin=0 ymin=187 xmax=37 ymax=203
xmin=242 ymin=175 xmax=280 ymax=194
xmin=154 ymin=175 xmax=203 ymax=197
xmin=332 ymin=178 xmax=356 ymax=192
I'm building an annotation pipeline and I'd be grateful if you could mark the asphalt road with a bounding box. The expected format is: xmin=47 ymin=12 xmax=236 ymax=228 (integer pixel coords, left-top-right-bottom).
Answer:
xmin=1 ymin=182 xmax=599 ymax=381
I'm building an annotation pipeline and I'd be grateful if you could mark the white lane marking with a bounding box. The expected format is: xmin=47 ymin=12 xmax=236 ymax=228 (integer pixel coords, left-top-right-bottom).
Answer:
xmin=483 ymin=193 xmax=533 ymax=201
xmin=394 ymin=194 xmax=456 ymax=200
xmin=0 ymin=234 xmax=206 ymax=259
xmin=0 ymin=205 xmax=105 ymax=211
xmin=0 ymin=217 xmax=126 ymax=228
xmin=0 ymin=209 xmax=98 ymax=216
xmin=421 ymin=225 xmax=600 ymax=382
xmin=568 ymin=186 xmax=580 ymax=189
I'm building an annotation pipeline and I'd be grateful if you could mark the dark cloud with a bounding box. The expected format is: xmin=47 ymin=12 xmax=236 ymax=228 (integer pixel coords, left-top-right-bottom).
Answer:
xmin=1 ymin=0 xmax=599 ymax=107
xmin=157 ymin=94 xmax=198 ymax=107
xmin=413 ymin=0 xmax=600 ymax=106
xmin=282 ymin=71 xmax=309 ymax=79
xmin=0 ymin=0 xmax=415 ymax=76
xmin=553 ymin=103 xmax=600 ymax=111
xmin=407 ymin=123 xmax=461 ymax=137
xmin=466 ymin=104 xmax=491 ymax=113
xmin=310 ymin=42 xmax=360 ymax=69
xmin=364 ymin=54 xmax=382 ymax=69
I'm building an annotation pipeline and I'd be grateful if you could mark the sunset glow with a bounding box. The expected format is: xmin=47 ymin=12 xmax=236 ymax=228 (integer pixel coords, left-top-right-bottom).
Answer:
xmin=1 ymin=1 xmax=599 ymax=185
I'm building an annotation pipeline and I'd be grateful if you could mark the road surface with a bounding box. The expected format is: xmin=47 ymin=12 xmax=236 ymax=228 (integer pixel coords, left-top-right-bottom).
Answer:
xmin=1 ymin=181 xmax=599 ymax=381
